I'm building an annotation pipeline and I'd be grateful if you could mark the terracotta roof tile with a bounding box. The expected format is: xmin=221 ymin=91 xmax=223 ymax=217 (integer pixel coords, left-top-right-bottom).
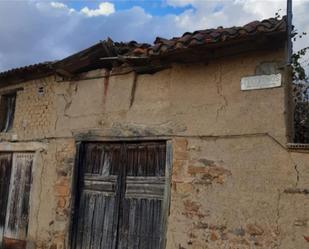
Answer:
xmin=0 ymin=61 xmax=54 ymax=78
xmin=144 ymin=16 xmax=286 ymax=56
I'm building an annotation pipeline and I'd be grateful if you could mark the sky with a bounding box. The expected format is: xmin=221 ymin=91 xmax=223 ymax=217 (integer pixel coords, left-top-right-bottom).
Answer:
xmin=0 ymin=0 xmax=308 ymax=72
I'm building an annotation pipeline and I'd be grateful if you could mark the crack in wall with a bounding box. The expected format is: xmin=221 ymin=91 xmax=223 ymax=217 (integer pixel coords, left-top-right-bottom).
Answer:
xmin=62 ymin=113 xmax=102 ymax=119
xmin=129 ymin=72 xmax=138 ymax=108
xmin=54 ymin=82 xmax=78 ymax=130
xmin=276 ymin=190 xmax=282 ymax=249
xmin=102 ymin=70 xmax=110 ymax=111
xmin=294 ymin=164 xmax=300 ymax=187
xmin=54 ymin=115 xmax=59 ymax=132
xmin=49 ymin=82 xmax=59 ymax=133
xmin=60 ymin=82 xmax=77 ymax=118
xmin=61 ymin=94 xmax=73 ymax=118
xmin=215 ymin=63 xmax=228 ymax=121
xmin=286 ymin=152 xmax=300 ymax=188
xmin=284 ymin=188 xmax=309 ymax=194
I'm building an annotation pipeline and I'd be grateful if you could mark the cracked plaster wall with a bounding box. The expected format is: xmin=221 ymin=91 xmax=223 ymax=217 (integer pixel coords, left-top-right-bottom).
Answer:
xmin=0 ymin=48 xmax=308 ymax=248
xmin=52 ymin=49 xmax=287 ymax=144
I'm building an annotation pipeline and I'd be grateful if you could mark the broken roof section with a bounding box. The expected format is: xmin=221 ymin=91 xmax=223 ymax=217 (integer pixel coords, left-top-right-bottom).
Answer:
xmin=0 ymin=16 xmax=287 ymax=84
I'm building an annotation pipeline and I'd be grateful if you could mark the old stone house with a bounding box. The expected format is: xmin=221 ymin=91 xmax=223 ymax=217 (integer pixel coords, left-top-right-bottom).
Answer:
xmin=0 ymin=16 xmax=307 ymax=249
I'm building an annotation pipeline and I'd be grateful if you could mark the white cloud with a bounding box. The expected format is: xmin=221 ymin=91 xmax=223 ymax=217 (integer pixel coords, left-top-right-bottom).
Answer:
xmin=50 ymin=1 xmax=75 ymax=13
xmin=81 ymin=2 xmax=115 ymax=17
xmin=0 ymin=0 xmax=308 ymax=73
xmin=166 ymin=1 xmax=309 ymax=50
xmin=50 ymin=2 xmax=75 ymax=14
xmin=50 ymin=2 xmax=66 ymax=9
xmin=167 ymin=0 xmax=309 ymax=72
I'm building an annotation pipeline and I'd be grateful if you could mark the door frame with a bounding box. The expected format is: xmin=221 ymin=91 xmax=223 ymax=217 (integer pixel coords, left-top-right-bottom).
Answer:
xmin=0 ymin=142 xmax=44 ymax=249
xmin=68 ymin=138 xmax=173 ymax=249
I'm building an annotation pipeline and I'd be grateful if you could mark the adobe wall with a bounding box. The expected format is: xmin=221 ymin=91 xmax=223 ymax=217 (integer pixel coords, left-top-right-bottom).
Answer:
xmin=0 ymin=47 xmax=307 ymax=249
xmin=169 ymin=137 xmax=309 ymax=249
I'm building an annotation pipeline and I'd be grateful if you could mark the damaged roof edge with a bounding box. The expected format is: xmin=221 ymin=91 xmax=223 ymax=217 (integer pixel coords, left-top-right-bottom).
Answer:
xmin=0 ymin=62 xmax=55 ymax=84
xmin=0 ymin=16 xmax=287 ymax=85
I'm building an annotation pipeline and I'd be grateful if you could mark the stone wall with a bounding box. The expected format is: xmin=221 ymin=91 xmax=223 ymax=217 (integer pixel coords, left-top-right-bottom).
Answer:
xmin=13 ymin=77 xmax=56 ymax=140
xmin=168 ymin=137 xmax=309 ymax=249
xmin=24 ymin=139 xmax=75 ymax=249
xmin=0 ymin=48 xmax=308 ymax=249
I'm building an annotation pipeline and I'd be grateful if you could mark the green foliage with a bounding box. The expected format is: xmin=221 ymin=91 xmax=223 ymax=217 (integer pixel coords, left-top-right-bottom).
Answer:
xmin=275 ymin=9 xmax=308 ymax=82
xmin=292 ymin=32 xmax=309 ymax=143
xmin=291 ymin=28 xmax=309 ymax=82
xmin=292 ymin=46 xmax=309 ymax=81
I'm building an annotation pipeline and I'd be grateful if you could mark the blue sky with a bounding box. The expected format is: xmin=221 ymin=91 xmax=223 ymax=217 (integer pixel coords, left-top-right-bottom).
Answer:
xmin=66 ymin=0 xmax=193 ymax=16
xmin=0 ymin=0 xmax=308 ymax=72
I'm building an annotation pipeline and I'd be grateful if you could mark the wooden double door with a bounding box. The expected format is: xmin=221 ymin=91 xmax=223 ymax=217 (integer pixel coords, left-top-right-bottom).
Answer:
xmin=0 ymin=152 xmax=34 ymax=249
xmin=71 ymin=141 xmax=170 ymax=249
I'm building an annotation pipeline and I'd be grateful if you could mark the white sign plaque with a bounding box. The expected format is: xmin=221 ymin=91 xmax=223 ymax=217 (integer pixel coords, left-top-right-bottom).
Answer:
xmin=241 ymin=73 xmax=282 ymax=91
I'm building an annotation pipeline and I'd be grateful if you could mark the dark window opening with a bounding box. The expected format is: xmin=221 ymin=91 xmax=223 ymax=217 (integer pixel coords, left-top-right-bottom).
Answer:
xmin=0 ymin=93 xmax=16 ymax=133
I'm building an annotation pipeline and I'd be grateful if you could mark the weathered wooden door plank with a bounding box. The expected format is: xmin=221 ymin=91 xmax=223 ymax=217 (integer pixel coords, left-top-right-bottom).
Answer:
xmin=72 ymin=143 xmax=122 ymax=249
xmin=116 ymin=142 xmax=166 ymax=249
xmin=3 ymin=153 xmax=33 ymax=249
xmin=72 ymin=141 xmax=169 ymax=249
xmin=0 ymin=153 xmax=12 ymax=249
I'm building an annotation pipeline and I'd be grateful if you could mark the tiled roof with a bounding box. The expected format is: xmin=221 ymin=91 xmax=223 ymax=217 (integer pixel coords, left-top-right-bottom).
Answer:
xmin=0 ymin=61 xmax=54 ymax=78
xmin=134 ymin=16 xmax=287 ymax=56
xmin=0 ymin=16 xmax=287 ymax=82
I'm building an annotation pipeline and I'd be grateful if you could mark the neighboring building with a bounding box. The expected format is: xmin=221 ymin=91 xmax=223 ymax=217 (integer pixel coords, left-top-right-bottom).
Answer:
xmin=0 ymin=16 xmax=307 ymax=249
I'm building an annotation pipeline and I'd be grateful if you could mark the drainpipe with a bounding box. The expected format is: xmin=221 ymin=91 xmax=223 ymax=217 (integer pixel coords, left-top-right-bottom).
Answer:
xmin=286 ymin=0 xmax=293 ymax=65
xmin=285 ymin=0 xmax=295 ymax=142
